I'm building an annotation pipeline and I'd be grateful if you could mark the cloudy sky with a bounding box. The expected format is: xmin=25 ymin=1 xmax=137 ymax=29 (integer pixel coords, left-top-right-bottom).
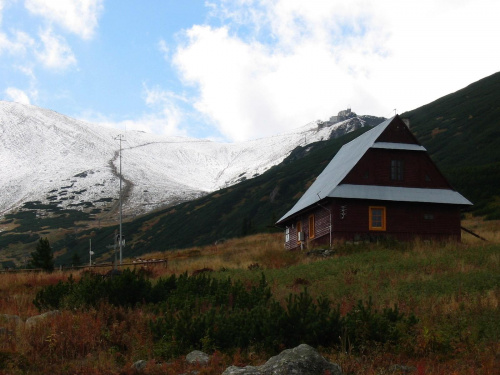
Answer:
xmin=1 ymin=0 xmax=499 ymax=142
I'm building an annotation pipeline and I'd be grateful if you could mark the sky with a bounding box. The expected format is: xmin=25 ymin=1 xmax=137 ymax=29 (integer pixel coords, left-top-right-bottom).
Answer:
xmin=1 ymin=0 xmax=499 ymax=143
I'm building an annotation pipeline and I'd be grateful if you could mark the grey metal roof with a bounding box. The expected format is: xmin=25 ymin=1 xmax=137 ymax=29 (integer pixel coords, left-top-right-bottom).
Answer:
xmin=330 ymin=184 xmax=473 ymax=205
xmin=371 ymin=142 xmax=427 ymax=151
xmin=276 ymin=116 xmax=471 ymax=224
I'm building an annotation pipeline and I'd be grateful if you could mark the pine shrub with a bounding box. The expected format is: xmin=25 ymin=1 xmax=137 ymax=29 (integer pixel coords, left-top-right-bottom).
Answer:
xmin=33 ymin=271 xmax=417 ymax=359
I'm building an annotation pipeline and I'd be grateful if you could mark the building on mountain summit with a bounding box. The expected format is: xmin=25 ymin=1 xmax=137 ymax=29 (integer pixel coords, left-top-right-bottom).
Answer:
xmin=275 ymin=115 xmax=472 ymax=249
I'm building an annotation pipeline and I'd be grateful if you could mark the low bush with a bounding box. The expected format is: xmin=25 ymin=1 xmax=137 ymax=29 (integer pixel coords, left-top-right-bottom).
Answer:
xmin=34 ymin=270 xmax=417 ymax=360
xmin=34 ymin=270 xmax=153 ymax=310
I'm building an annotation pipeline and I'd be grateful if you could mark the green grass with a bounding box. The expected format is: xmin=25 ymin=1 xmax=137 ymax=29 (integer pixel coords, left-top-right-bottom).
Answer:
xmin=2 ymin=73 xmax=500 ymax=265
xmin=1 ymin=233 xmax=498 ymax=374
xmin=213 ymin=242 xmax=500 ymax=350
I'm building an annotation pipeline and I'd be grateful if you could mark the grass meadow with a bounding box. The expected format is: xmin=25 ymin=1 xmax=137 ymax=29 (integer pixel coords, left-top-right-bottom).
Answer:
xmin=0 ymin=217 xmax=498 ymax=374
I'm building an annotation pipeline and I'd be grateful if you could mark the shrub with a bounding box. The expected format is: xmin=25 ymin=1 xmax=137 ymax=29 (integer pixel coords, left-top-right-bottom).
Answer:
xmin=34 ymin=271 xmax=417 ymax=359
xmin=34 ymin=270 xmax=153 ymax=310
xmin=343 ymin=297 xmax=418 ymax=352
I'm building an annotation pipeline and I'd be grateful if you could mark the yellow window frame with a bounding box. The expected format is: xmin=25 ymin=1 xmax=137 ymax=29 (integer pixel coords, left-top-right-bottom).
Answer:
xmin=308 ymin=214 xmax=315 ymax=238
xmin=369 ymin=206 xmax=386 ymax=231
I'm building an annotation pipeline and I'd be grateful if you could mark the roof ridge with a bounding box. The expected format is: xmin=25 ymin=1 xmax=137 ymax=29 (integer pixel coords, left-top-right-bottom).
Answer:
xmin=277 ymin=116 xmax=395 ymax=223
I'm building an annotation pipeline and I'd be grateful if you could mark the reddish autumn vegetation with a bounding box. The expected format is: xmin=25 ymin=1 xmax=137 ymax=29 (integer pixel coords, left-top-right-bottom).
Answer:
xmin=0 ymin=218 xmax=498 ymax=374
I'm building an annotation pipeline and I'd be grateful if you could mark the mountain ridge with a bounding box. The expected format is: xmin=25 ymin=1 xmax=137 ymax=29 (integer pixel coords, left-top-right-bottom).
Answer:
xmin=0 ymin=100 xmax=380 ymax=218
xmin=2 ymin=71 xmax=499 ymax=267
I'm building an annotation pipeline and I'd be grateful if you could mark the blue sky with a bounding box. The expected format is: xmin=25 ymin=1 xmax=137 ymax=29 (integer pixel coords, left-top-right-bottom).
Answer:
xmin=1 ymin=0 xmax=499 ymax=142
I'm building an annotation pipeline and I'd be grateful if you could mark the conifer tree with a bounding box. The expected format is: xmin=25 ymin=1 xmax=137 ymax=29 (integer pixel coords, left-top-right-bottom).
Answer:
xmin=31 ymin=237 xmax=54 ymax=272
xmin=71 ymin=252 xmax=81 ymax=266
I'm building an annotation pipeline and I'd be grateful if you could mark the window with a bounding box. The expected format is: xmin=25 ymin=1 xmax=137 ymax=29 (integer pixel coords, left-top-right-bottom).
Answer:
xmin=369 ymin=206 xmax=386 ymax=231
xmin=391 ymin=160 xmax=404 ymax=181
xmin=424 ymin=214 xmax=434 ymax=220
xmin=308 ymin=214 xmax=315 ymax=238
xmin=285 ymin=227 xmax=290 ymax=242
xmin=296 ymin=221 xmax=302 ymax=243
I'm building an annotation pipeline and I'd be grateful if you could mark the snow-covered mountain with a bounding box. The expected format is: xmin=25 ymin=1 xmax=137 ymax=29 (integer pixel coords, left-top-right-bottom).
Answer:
xmin=0 ymin=101 xmax=382 ymax=217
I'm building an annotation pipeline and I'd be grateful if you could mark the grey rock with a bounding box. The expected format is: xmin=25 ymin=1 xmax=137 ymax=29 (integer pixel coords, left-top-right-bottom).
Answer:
xmin=223 ymin=365 xmax=261 ymax=375
xmin=25 ymin=310 xmax=61 ymax=328
xmin=0 ymin=314 xmax=22 ymax=326
xmin=222 ymin=344 xmax=342 ymax=375
xmin=186 ymin=350 xmax=210 ymax=365
xmin=306 ymin=249 xmax=335 ymax=257
xmin=0 ymin=327 xmax=14 ymax=336
xmin=131 ymin=360 xmax=148 ymax=372
xmin=389 ymin=364 xmax=417 ymax=373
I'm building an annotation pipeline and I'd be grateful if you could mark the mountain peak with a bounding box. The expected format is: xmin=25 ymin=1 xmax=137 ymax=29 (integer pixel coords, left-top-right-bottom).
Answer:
xmin=0 ymin=101 xmax=380 ymax=218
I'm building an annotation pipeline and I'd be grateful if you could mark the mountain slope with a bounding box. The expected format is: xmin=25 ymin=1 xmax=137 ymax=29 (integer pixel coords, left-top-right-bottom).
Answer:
xmin=0 ymin=102 xmax=383 ymax=266
xmin=48 ymin=71 xmax=500 ymax=264
xmin=401 ymin=71 xmax=500 ymax=218
xmin=0 ymin=101 xmax=378 ymax=218
xmin=3 ymin=72 xmax=499 ymax=266
xmin=53 ymin=128 xmax=371 ymax=264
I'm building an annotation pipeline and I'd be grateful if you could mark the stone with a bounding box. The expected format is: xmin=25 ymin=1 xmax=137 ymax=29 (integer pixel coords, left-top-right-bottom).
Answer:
xmin=25 ymin=310 xmax=61 ymax=328
xmin=0 ymin=327 xmax=14 ymax=336
xmin=222 ymin=344 xmax=342 ymax=375
xmin=388 ymin=364 xmax=417 ymax=373
xmin=186 ymin=350 xmax=210 ymax=365
xmin=0 ymin=314 xmax=22 ymax=326
xmin=131 ymin=360 xmax=148 ymax=372
xmin=306 ymin=249 xmax=335 ymax=257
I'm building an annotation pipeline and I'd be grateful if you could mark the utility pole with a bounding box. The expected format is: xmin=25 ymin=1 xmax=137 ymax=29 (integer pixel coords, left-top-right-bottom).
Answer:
xmin=89 ymin=239 xmax=94 ymax=267
xmin=114 ymin=134 xmax=125 ymax=265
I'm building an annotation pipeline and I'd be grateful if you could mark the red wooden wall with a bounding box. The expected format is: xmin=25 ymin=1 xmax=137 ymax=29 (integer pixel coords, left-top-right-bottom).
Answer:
xmin=284 ymin=199 xmax=462 ymax=249
xmin=343 ymin=149 xmax=452 ymax=189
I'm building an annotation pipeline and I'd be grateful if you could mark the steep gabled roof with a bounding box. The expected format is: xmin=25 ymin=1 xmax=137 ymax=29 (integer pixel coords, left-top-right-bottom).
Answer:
xmin=276 ymin=116 xmax=472 ymax=225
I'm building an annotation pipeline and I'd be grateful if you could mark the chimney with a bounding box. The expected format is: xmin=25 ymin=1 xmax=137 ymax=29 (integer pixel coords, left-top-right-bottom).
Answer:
xmin=402 ymin=118 xmax=410 ymax=128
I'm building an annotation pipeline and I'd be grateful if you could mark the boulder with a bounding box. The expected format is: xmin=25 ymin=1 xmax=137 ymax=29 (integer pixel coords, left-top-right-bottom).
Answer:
xmin=0 ymin=327 xmax=14 ymax=336
xmin=0 ymin=314 xmax=22 ymax=326
xmin=186 ymin=350 xmax=210 ymax=365
xmin=222 ymin=344 xmax=342 ymax=375
xmin=306 ymin=249 xmax=335 ymax=257
xmin=25 ymin=310 xmax=61 ymax=328
xmin=388 ymin=364 xmax=417 ymax=373
xmin=131 ymin=360 xmax=148 ymax=372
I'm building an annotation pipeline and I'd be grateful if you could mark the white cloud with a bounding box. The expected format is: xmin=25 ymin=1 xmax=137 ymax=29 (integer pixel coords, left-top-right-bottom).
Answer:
xmin=158 ymin=39 xmax=170 ymax=60
xmin=36 ymin=27 xmax=76 ymax=70
xmin=173 ymin=21 xmax=385 ymax=141
xmin=4 ymin=87 xmax=31 ymax=104
xmin=0 ymin=30 xmax=34 ymax=55
xmin=173 ymin=0 xmax=500 ymax=141
xmin=14 ymin=64 xmax=39 ymax=101
xmin=79 ymin=85 xmax=189 ymax=137
xmin=25 ymin=0 xmax=103 ymax=40
xmin=141 ymin=85 xmax=187 ymax=136
xmin=0 ymin=0 xmax=4 ymax=25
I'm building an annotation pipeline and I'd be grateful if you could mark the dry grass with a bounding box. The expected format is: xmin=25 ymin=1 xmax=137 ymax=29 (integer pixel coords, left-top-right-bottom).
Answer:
xmin=0 ymin=218 xmax=499 ymax=374
xmin=132 ymin=218 xmax=500 ymax=278
xmin=462 ymin=215 xmax=500 ymax=243
xmin=134 ymin=233 xmax=297 ymax=276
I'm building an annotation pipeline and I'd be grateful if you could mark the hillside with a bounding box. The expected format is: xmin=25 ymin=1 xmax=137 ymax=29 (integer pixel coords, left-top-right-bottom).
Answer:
xmin=0 ymin=104 xmax=383 ymax=266
xmin=0 ymin=229 xmax=498 ymax=374
xmin=401 ymin=71 xmax=500 ymax=219
xmin=52 ymin=69 xmax=500 ymax=265
xmin=1 ymin=72 xmax=500 ymax=266
xmin=2 ymin=128 xmax=367 ymax=266
xmin=0 ymin=101 xmax=375 ymax=218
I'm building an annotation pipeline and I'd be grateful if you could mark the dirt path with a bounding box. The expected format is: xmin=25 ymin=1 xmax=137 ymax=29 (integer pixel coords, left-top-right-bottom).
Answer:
xmin=99 ymin=149 xmax=134 ymax=221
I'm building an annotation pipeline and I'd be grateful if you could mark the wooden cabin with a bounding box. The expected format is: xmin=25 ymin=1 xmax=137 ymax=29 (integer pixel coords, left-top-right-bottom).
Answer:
xmin=276 ymin=115 xmax=472 ymax=249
